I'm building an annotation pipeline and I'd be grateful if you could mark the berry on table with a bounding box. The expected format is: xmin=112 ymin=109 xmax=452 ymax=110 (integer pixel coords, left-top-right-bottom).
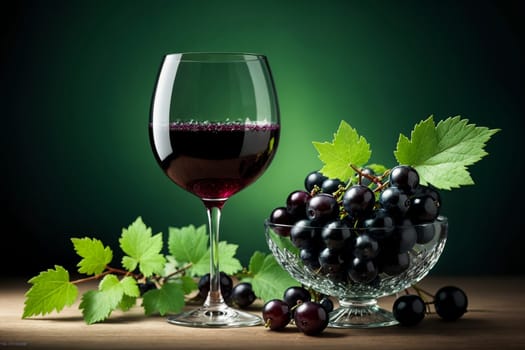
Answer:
xmin=262 ymin=299 xmax=291 ymax=331
xmin=434 ymin=286 xmax=468 ymax=321
xmin=392 ymin=294 xmax=426 ymax=326
xmin=229 ymin=282 xmax=256 ymax=309
xmin=197 ymin=272 xmax=233 ymax=300
xmin=293 ymin=301 xmax=329 ymax=335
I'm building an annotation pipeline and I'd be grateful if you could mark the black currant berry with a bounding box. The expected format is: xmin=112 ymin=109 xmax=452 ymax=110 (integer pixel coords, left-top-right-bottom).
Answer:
xmin=293 ymin=301 xmax=329 ymax=335
xmin=321 ymin=178 xmax=345 ymax=194
xmin=286 ymin=190 xmax=311 ymax=219
xmin=283 ymin=286 xmax=311 ymax=308
xmin=306 ymin=194 xmax=339 ymax=224
xmin=348 ymin=257 xmax=378 ymax=283
xmin=389 ymin=165 xmax=419 ymax=193
xmin=379 ymin=186 xmax=410 ymax=219
xmin=342 ymin=185 xmax=375 ymax=219
xmin=434 ymin=286 xmax=468 ymax=321
xmin=322 ymin=220 xmax=352 ymax=250
xmin=320 ymin=297 xmax=334 ymax=313
xmin=198 ymin=272 xmax=233 ymax=299
xmin=262 ymin=299 xmax=291 ymax=331
xmin=393 ymin=294 xmax=426 ymax=326
xmin=269 ymin=207 xmax=295 ymax=236
xmin=229 ymin=282 xmax=256 ymax=309
xmin=305 ymin=171 xmax=327 ymax=192
xmin=290 ymin=219 xmax=319 ymax=249
xmin=409 ymin=195 xmax=439 ymax=223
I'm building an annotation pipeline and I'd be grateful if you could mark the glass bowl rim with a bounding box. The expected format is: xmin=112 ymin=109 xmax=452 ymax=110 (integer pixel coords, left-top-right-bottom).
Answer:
xmin=264 ymin=215 xmax=448 ymax=231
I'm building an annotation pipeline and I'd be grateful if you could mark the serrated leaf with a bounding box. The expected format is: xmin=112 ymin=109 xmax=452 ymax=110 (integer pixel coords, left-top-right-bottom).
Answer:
xmin=142 ymin=283 xmax=185 ymax=316
xmin=250 ymin=253 xmax=300 ymax=302
xmin=168 ymin=224 xmax=208 ymax=265
xmin=313 ymin=120 xmax=372 ymax=182
xmin=169 ymin=224 xmax=242 ymax=276
xmin=214 ymin=242 xmax=243 ymax=274
xmin=23 ymin=265 xmax=78 ymax=318
xmin=119 ymin=217 xmax=165 ymax=277
xmin=120 ymin=276 xmax=140 ymax=297
xmin=191 ymin=241 xmax=243 ymax=276
xmin=71 ymin=237 xmax=113 ymax=275
xmin=79 ymin=274 xmax=135 ymax=324
xmin=80 ymin=290 xmax=118 ymax=325
xmin=394 ymin=116 xmax=500 ymax=189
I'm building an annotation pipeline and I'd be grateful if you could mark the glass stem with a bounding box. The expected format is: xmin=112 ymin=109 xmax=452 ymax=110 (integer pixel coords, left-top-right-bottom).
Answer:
xmin=204 ymin=205 xmax=225 ymax=308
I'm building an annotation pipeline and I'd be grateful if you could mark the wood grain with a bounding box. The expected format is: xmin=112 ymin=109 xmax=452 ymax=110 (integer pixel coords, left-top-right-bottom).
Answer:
xmin=1 ymin=276 xmax=524 ymax=349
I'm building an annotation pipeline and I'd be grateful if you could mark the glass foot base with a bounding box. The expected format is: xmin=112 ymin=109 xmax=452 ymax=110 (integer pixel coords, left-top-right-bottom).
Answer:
xmin=328 ymin=299 xmax=399 ymax=328
xmin=167 ymin=305 xmax=263 ymax=328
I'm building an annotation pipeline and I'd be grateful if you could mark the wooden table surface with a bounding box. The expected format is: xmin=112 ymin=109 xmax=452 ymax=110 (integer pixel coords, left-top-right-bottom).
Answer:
xmin=1 ymin=276 xmax=524 ymax=349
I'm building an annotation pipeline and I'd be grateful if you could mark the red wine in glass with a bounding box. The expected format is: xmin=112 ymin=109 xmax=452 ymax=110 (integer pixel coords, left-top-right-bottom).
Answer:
xmin=150 ymin=121 xmax=280 ymax=208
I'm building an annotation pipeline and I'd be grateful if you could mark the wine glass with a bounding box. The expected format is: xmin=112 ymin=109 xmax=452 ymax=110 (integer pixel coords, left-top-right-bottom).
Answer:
xmin=149 ymin=52 xmax=280 ymax=327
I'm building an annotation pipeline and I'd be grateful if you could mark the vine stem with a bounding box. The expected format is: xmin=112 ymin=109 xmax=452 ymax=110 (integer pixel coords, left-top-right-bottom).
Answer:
xmin=70 ymin=266 xmax=141 ymax=284
xmin=411 ymin=284 xmax=434 ymax=313
xmin=349 ymin=164 xmax=390 ymax=192
xmin=162 ymin=263 xmax=193 ymax=283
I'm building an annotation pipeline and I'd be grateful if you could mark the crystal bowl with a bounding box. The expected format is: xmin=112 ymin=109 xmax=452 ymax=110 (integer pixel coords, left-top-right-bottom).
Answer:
xmin=264 ymin=216 xmax=448 ymax=328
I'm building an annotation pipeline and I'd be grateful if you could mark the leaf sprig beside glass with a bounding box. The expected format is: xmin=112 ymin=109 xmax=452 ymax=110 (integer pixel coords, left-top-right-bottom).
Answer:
xmin=22 ymin=217 xmax=298 ymax=325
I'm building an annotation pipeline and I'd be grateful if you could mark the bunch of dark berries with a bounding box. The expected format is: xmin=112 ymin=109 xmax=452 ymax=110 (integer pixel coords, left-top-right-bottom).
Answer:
xmin=269 ymin=165 xmax=442 ymax=285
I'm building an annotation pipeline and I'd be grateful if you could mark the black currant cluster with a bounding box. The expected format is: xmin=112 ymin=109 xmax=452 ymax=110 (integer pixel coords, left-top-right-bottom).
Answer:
xmin=262 ymin=286 xmax=333 ymax=335
xmin=269 ymin=165 xmax=441 ymax=285
xmin=393 ymin=285 xmax=468 ymax=326
xmin=196 ymin=272 xmax=257 ymax=309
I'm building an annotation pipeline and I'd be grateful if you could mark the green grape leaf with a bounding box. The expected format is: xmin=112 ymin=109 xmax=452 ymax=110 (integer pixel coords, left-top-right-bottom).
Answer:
xmin=394 ymin=116 xmax=500 ymax=189
xmin=23 ymin=265 xmax=78 ymax=318
xmin=142 ymin=282 xmax=185 ymax=316
xmin=80 ymin=277 xmax=121 ymax=324
xmin=119 ymin=217 xmax=165 ymax=277
xmin=168 ymin=224 xmax=208 ymax=266
xmin=249 ymin=253 xmax=300 ymax=302
xmin=168 ymin=224 xmax=242 ymax=276
xmin=119 ymin=276 xmax=140 ymax=297
xmin=71 ymin=237 xmax=113 ymax=275
xmin=191 ymin=241 xmax=243 ymax=276
xmin=214 ymin=241 xmax=243 ymax=275
xmin=80 ymin=290 xmax=118 ymax=325
xmin=79 ymin=274 xmax=139 ymax=324
xmin=312 ymin=120 xmax=372 ymax=182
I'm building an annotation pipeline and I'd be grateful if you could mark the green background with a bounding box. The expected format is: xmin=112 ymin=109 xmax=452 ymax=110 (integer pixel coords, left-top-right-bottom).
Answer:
xmin=3 ymin=0 xmax=523 ymax=278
